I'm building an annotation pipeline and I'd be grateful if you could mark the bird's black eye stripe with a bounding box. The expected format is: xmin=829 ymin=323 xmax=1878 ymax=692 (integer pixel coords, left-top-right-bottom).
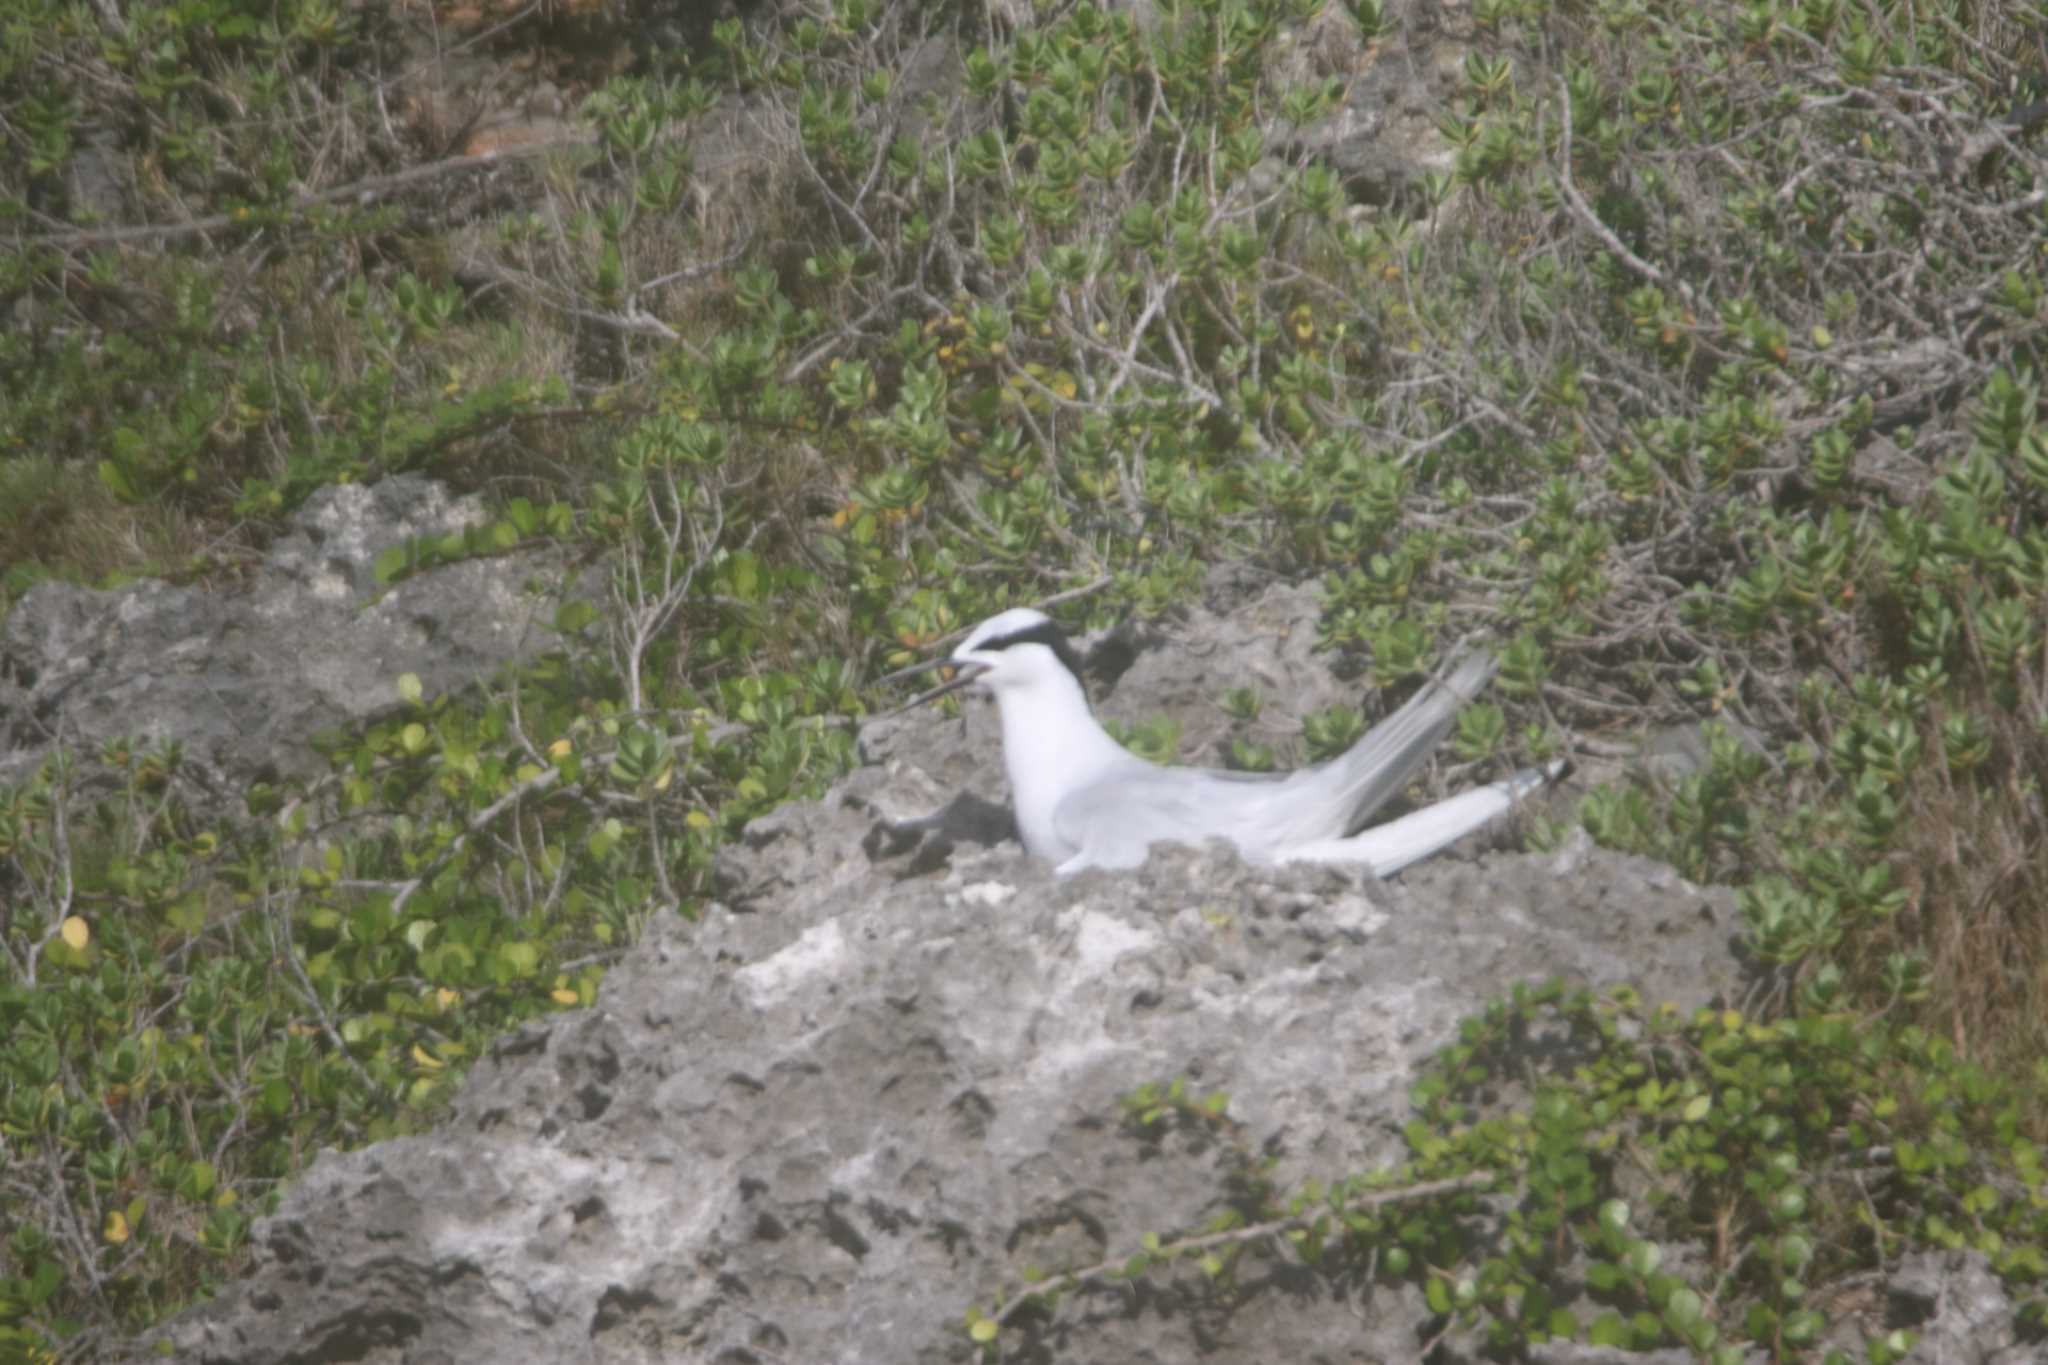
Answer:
xmin=982 ymin=621 xmax=1087 ymax=684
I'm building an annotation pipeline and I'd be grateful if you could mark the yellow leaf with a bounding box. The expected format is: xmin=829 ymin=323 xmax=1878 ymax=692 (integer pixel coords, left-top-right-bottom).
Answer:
xmin=548 ymin=738 xmax=573 ymax=759
xmin=61 ymin=916 xmax=89 ymax=951
xmin=435 ymin=988 xmax=461 ymax=1012
xmin=551 ymin=988 xmax=580 ymax=1006
xmin=686 ymin=810 xmax=713 ymax=830
xmin=397 ymin=672 xmax=424 ymax=705
xmin=411 ymin=1043 xmax=445 ymax=1071
xmin=105 ymin=1210 xmax=130 ymax=1244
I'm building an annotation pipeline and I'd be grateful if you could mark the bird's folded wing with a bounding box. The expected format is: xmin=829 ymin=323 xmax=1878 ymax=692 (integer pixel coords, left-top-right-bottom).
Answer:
xmin=1050 ymin=765 xmax=1257 ymax=871
xmin=1044 ymin=651 xmax=1519 ymax=872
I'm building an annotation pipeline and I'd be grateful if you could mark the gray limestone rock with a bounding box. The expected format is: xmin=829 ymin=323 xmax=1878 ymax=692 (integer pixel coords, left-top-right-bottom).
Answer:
xmin=132 ymin=612 xmax=1755 ymax=1361
xmin=142 ymin=827 xmax=1751 ymax=1363
xmin=1885 ymin=1251 xmax=2036 ymax=1364
xmin=0 ymin=476 xmax=572 ymax=802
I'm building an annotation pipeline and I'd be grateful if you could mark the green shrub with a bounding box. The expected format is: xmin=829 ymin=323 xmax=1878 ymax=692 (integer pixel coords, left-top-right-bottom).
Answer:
xmin=970 ymin=984 xmax=2047 ymax=1361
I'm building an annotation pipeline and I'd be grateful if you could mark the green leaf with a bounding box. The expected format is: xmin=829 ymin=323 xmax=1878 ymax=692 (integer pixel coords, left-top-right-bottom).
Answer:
xmin=98 ymin=458 xmax=137 ymax=501
xmin=179 ymin=1160 xmax=216 ymax=1201
xmin=1663 ymin=1286 xmax=1702 ymax=1327
xmin=1783 ymin=1308 xmax=1825 ymax=1343
xmin=166 ymin=894 xmax=208 ymax=934
xmin=1626 ymin=1241 xmax=1662 ymax=1276
xmin=498 ymin=941 xmax=541 ymax=977
xmin=1588 ymin=1311 xmax=1630 ymax=1347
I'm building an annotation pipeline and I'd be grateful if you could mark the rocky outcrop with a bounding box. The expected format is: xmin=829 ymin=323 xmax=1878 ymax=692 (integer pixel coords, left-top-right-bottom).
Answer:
xmin=130 ymin=621 xmax=1753 ymax=1361
xmin=0 ymin=476 xmax=571 ymax=802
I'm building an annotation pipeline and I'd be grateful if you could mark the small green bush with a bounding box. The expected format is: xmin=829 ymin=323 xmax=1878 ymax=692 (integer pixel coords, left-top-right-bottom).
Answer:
xmin=971 ymin=984 xmax=2048 ymax=1361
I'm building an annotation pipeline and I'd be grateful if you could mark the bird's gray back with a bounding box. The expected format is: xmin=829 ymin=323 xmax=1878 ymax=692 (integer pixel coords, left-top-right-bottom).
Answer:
xmin=1051 ymin=763 xmax=1326 ymax=868
xmin=1047 ymin=651 xmax=1497 ymax=867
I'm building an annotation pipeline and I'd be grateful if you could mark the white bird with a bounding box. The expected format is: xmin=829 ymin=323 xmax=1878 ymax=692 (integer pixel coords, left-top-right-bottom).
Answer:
xmin=888 ymin=607 xmax=1562 ymax=876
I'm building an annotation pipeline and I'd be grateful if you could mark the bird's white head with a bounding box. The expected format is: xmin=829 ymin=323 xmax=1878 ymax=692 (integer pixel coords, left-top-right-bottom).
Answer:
xmin=885 ymin=607 xmax=1091 ymax=710
xmin=948 ymin=608 xmax=1088 ymax=697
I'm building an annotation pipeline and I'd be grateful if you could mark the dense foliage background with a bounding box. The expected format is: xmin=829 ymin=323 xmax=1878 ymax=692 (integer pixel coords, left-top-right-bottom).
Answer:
xmin=3 ymin=0 xmax=2046 ymax=1357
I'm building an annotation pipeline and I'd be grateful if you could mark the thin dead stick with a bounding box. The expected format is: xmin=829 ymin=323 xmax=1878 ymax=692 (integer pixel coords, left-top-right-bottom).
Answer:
xmin=1553 ymin=77 xmax=1694 ymax=305
xmin=23 ymin=137 xmax=597 ymax=249
xmin=991 ymin=1169 xmax=1495 ymax=1327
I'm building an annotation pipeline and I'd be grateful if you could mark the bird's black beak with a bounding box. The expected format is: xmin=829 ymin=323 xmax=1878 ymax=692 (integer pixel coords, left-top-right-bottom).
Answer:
xmin=879 ymin=656 xmax=990 ymax=714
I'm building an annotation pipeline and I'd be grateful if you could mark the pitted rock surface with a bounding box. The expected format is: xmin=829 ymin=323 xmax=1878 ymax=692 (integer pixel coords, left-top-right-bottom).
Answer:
xmin=137 ymin=695 xmax=1750 ymax=1363
xmin=0 ymin=476 xmax=570 ymax=800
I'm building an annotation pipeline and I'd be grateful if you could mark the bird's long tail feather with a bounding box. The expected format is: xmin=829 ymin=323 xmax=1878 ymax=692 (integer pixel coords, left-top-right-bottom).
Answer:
xmin=1290 ymin=650 xmax=1501 ymax=843
xmin=1278 ymin=761 xmax=1563 ymax=875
